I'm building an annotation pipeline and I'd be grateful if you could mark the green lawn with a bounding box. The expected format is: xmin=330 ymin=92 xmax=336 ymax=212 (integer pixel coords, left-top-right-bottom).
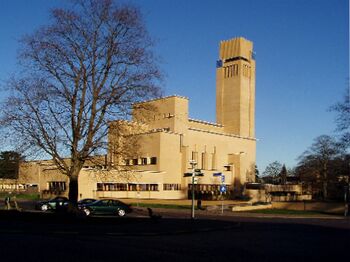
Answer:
xmin=247 ymin=209 xmax=331 ymax=216
xmin=0 ymin=193 xmax=40 ymax=200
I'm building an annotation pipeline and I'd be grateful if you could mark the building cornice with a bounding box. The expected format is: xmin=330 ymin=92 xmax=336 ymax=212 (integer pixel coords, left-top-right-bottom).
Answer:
xmin=133 ymin=95 xmax=189 ymax=106
xmin=188 ymin=127 xmax=257 ymax=141
xmin=188 ymin=118 xmax=224 ymax=127
xmin=133 ymin=128 xmax=182 ymax=137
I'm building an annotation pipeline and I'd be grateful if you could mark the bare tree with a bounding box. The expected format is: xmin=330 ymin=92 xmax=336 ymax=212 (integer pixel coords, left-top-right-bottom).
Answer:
xmin=330 ymin=88 xmax=350 ymax=148
xmin=262 ymin=161 xmax=282 ymax=184
xmin=280 ymin=164 xmax=287 ymax=185
xmin=296 ymin=135 xmax=343 ymax=200
xmin=0 ymin=151 xmax=24 ymax=179
xmin=0 ymin=0 xmax=161 ymax=203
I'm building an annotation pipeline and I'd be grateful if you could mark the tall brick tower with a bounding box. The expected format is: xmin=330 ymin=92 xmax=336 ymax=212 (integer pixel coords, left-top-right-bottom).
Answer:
xmin=216 ymin=37 xmax=255 ymax=138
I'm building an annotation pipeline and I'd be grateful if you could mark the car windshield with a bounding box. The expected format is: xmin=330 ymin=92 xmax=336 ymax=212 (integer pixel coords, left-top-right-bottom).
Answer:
xmin=51 ymin=197 xmax=66 ymax=202
xmin=79 ymin=199 xmax=94 ymax=203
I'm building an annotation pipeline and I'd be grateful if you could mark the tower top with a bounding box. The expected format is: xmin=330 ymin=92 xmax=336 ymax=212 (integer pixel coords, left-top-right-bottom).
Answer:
xmin=219 ymin=37 xmax=253 ymax=62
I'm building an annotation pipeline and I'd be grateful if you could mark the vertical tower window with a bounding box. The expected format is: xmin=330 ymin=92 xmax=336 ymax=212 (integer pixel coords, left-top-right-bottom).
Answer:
xmin=211 ymin=147 xmax=217 ymax=170
xmin=192 ymin=151 xmax=198 ymax=164
xmin=201 ymin=152 xmax=207 ymax=170
xmin=242 ymin=64 xmax=251 ymax=77
xmin=233 ymin=64 xmax=238 ymax=75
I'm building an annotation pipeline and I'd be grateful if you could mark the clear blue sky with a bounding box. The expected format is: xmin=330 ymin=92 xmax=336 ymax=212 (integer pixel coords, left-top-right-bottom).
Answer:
xmin=0 ymin=0 xmax=348 ymax=172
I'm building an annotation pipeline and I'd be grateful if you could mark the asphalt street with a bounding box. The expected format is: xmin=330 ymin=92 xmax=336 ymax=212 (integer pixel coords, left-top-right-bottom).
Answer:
xmin=0 ymin=207 xmax=349 ymax=262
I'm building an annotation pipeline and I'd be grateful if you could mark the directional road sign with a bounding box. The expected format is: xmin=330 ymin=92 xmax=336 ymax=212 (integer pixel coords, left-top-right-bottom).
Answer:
xmin=220 ymin=185 xmax=227 ymax=193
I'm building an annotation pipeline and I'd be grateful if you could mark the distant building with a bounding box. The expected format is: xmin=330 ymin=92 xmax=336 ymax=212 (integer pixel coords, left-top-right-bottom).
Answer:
xmin=15 ymin=37 xmax=257 ymax=200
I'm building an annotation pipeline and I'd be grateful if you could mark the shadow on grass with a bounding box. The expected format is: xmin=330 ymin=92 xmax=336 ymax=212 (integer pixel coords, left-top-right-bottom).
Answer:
xmin=246 ymin=208 xmax=342 ymax=216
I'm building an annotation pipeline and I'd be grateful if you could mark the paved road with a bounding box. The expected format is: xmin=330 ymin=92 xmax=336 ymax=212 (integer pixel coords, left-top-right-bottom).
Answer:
xmin=0 ymin=208 xmax=349 ymax=262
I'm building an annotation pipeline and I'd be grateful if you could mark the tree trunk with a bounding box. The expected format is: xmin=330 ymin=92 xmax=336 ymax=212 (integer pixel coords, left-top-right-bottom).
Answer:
xmin=322 ymin=163 xmax=328 ymax=200
xmin=68 ymin=172 xmax=79 ymax=205
xmin=323 ymin=180 xmax=328 ymax=200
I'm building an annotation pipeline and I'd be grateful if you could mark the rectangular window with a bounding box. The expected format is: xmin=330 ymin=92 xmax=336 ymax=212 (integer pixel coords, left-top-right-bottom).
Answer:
xmin=163 ymin=184 xmax=181 ymax=191
xmin=97 ymin=183 xmax=159 ymax=192
xmin=96 ymin=183 xmax=127 ymax=191
xmin=132 ymin=159 xmax=138 ymax=165
xmin=201 ymin=152 xmax=207 ymax=170
xmin=149 ymin=184 xmax=159 ymax=191
xmin=211 ymin=152 xmax=217 ymax=170
xmin=141 ymin=157 xmax=148 ymax=165
xmin=150 ymin=157 xmax=157 ymax=165
xmin=233 ymin=64 xmax=238 ymax=75
xmin=139 ymin=184 xmax=159 ymax=191
xmin=97 ymin=183 xmax=103 ymax=191
xmin=187 ymin=184 xmax=230 ymax=192
xmin=128 ymin=184 xmax=138 ymax=191
xmin=48 ymin=181 xmax=66 ymax=192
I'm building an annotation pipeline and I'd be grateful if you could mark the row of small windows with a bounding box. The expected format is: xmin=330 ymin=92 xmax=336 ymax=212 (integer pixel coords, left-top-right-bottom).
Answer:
xmin=97 ymin=183 xmax=159 ymax=191
xmin=188 ymin=184 xmax=231 ymax=192
xmin=125 ymin=157 xmax=157 ymax=166
xmin=163 ymin=184 xmax=182 ymax=191
xmin=224 ymin=64 xmax=239 ymax=78
xmin=223 ymin=63 xmax=251 ymax=78
xmin=48 ymin=181 xmax=66 ymax=191
xmin=97 ymin=183 xmax=181 ymax=191
xmin=0 ymin=183 xmax=37 ymax=191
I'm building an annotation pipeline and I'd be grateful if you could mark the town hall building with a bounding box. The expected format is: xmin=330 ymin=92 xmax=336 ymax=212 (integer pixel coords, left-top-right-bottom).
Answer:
xmin=16 ymin=37 xmax=257 ymax=200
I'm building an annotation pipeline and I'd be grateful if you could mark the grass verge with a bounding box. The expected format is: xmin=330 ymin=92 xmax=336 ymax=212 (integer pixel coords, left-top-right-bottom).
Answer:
xmin=0 ymin=193 xmax=40 ymax=200
xmin=247 ymin=209 xmax=334 ymax=216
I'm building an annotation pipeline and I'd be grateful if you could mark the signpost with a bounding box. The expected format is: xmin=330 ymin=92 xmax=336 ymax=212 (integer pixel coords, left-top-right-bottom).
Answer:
xmin=213 ymin=172 xmax=225 ymax=214
xmin=220 ymin=184 xmax=226 ymax=193
xmin=184 ymin=160 xmax=204 ymax=220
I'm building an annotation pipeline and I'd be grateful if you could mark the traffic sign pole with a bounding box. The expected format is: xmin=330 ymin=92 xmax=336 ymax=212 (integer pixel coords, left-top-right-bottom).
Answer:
xmin=191 ymin=174 xmax=195 ymax=219
xmin=221 ymin=174 xmax=225 ymax=214
xmin=185 ymin=161 xmax=204 ymax=220
xmin=188 ymin=161 xmax=197 ymax=220
xmin=221 ymin=191 xmax=223 ymax=214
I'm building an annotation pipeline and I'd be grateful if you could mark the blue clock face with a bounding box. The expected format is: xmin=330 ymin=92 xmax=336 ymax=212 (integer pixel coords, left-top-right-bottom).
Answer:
xmin=216 ymin=59 xmax=223 ymax=68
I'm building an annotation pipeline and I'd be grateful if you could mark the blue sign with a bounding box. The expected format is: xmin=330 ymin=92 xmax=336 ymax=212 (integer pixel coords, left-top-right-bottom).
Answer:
xmin=213 ymin=172 xmax=222 ymax=177
xmin=221 ymin=175 xmax=225 ymax=183
xmin=220 ymin=185 xmax=226 ymax=193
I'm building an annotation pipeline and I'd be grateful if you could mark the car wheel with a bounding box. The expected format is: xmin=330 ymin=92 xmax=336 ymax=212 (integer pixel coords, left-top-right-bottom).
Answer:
xmin=117 ymin=209 xmax=126 ymax=217
xmin=83 ymin=208 xmax=91 ymax=216
xmin=41 ymin=204 xmax=48 ymax=211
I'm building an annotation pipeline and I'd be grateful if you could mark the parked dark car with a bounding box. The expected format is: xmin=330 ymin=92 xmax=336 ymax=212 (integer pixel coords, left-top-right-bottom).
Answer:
xmin=82 ymin=198 xmax=132 ymax=217
xmin=35 ymin=196 xmax=69 ymax=211
xmin=77 ymin=198 xmax=97 ymax=208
